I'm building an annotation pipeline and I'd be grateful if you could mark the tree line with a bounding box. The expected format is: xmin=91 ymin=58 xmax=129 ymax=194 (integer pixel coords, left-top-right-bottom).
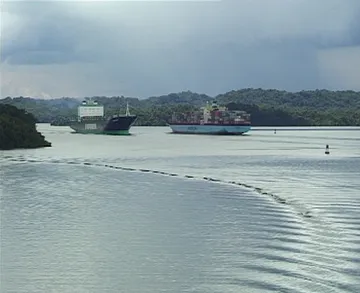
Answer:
xmin=1 ymin=88 xmax=360 ymax=126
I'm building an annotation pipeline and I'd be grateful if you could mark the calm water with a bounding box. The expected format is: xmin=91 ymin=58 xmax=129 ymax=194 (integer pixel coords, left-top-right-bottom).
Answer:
xmin=1 ymin=125 xmax=360 ymax=293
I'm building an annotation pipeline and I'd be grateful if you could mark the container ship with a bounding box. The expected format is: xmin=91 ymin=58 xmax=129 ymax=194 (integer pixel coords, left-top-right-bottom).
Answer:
xmin=69 ymin=99 xmax=137 ymax=135
xmin=168 ymin=101 xmax=251 ymax=135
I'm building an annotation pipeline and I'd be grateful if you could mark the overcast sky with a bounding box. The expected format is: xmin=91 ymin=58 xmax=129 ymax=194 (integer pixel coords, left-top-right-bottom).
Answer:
xmin=1 ymin=0 xmax=360 ymax=99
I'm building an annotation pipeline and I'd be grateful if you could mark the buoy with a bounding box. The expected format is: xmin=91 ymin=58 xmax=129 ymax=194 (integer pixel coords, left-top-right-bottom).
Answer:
xmin=325 ymin=144 xmax=330 ymax=155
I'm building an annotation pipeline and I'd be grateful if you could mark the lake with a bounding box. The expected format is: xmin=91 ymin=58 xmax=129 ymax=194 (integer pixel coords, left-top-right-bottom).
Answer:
xmin=1 ymin=125 xmax=359 ymax=293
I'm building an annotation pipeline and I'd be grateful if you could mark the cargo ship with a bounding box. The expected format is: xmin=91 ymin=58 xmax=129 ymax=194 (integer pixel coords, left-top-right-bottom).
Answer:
xmin=69 ymin=99 xmax=137 ymax=135
xmin=168 ymin=101 xmax=251 ymax=135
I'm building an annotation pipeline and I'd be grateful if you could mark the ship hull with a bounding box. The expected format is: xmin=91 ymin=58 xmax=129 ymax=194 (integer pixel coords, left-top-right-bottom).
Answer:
xmin=168 ymin=124 xmax=251 ymax=135
xmin=69 ymin=115 xmax=137 ymax=135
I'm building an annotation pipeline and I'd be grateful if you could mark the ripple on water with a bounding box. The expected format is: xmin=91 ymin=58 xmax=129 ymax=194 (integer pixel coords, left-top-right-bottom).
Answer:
xmin=1 ymin=156 xmax=360 ymax=293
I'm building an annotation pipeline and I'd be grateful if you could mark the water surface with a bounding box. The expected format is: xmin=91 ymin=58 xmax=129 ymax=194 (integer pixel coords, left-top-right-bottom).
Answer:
xmin=1 ymin=125 xmax=360 ymax=292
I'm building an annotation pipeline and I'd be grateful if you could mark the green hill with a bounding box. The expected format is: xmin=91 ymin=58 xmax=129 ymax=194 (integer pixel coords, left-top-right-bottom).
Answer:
xmin=0 ymin=104 xmax=51 ymax=150
xmin=1 ymin=88 xmax=360 ymax=126
xmin=216 ymin=88 xmax=360 ymax=110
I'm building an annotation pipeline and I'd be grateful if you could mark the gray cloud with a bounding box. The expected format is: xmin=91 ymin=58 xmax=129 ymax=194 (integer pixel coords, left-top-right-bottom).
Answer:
xmin=1 ymin=0 xmax=360 ymax=98
xmin=1 ymin=1 xmax=112 ymax=65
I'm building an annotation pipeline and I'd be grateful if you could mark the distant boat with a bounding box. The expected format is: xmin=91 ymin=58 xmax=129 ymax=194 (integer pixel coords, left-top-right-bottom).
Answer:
xmin=69 ymin=99 xmax=137 ymax=135
xmin=168 ymin=101 xmax=251 ymax=135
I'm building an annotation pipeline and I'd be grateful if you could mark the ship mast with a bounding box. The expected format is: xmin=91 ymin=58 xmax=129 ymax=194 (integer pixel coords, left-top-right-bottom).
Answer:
xmin=125 ymin=102 xmax=130 ymax=116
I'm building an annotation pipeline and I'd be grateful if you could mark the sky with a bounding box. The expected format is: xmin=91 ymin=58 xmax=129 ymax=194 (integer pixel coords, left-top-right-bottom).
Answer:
xmin=1 ymin=0 xmax=360 ymax=99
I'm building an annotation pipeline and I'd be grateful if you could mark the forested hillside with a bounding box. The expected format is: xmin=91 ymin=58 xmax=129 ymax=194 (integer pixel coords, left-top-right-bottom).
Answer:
xmin=1 ymin=89 xmax=359 ymax=126
xmin=0 ymin=104 xmax=52 ymax=150
xmin=216 ymin=88 xmax=360 ymax=109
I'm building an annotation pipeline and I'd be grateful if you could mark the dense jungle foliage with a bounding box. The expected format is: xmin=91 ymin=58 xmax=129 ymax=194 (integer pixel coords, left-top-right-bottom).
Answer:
xmin=0 ymin=104 xmax=51 ymax=150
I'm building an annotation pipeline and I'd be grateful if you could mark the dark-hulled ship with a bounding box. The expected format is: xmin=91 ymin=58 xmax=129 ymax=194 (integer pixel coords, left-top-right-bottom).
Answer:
xmin=69 ymin=100 xmax=137 ymax=135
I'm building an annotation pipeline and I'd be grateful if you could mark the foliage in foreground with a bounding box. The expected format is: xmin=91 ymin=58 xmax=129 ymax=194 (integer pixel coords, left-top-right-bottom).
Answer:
xmin=0 ymin=104 xmax=51 ymax=150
